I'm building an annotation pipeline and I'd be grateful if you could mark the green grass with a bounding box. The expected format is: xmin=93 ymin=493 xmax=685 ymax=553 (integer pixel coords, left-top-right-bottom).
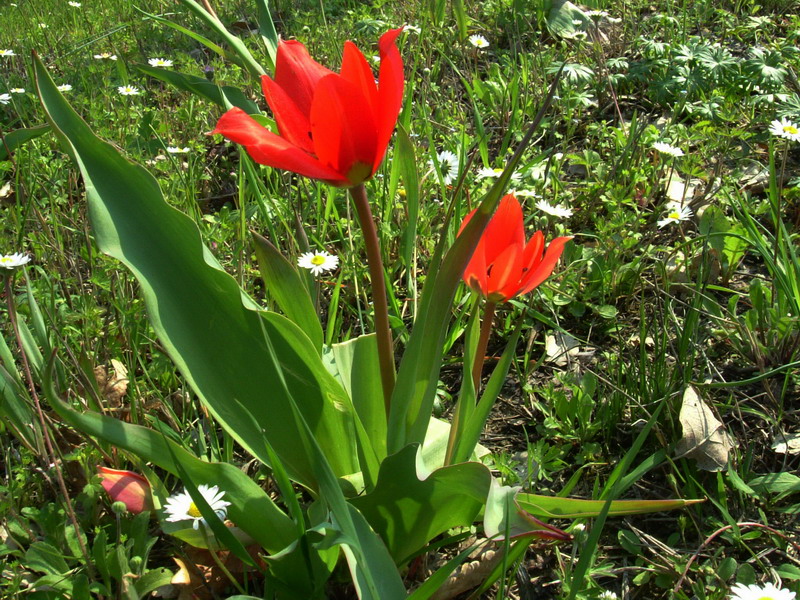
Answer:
xmin=2 ymin=0 xmax=800 ymax=598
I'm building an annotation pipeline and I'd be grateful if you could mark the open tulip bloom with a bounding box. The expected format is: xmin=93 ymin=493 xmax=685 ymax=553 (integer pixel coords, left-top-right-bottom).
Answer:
xmin=461 ymin=194 xmax=572 ymax=304
xmin=459 ymin=194 xmax=572 ymax=390
xmin=212 ymin=28 xmax=404 ymax=188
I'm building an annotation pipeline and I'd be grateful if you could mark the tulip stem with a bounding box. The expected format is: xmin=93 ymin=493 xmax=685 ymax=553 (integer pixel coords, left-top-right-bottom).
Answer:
xmin=472 ymin=300 xmax=497 ymax=393
xmin=349 ymin=183 xmax=395 ymax=415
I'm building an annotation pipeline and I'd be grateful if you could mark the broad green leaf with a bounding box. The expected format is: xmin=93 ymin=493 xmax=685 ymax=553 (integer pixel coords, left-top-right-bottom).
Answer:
xmin=134 ymin=65 xmax=259 ymax=114
xmin=0 ymin=124 xmax=51 ymax=161
xmin=34 ymin=53 xmax=359 ymax=491
xmin=517 ymin=493 xmax=704 ymax=518
xmin=42 ymin=375 xmax=296 ymax=554
xmin=252 ymin=232 xmax=323 ymax=352
xmin=0 ymin=359 xmax=39 ymax=451
xmin=485 ymin=483 xmax=570 ymax=541
xmin=24 ymin=541 xmax=70 ymax=577
xmin=350 ymin=444 xmax=491 ymax=563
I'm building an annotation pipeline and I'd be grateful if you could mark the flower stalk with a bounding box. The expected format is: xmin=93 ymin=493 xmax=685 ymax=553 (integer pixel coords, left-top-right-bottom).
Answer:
xmin=350 ymin=183 xmax=395 ymax=413
xmin=472 ymin=300 xmax=497 ymax=392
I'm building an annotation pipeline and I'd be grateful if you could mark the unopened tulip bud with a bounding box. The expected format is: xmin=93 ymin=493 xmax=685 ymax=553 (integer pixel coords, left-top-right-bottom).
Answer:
xmin=98 ymin=467 xmax=154 ymax=514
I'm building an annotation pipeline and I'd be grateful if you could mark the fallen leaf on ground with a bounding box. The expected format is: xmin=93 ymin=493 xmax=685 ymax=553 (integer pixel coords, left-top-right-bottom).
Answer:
xmin=771 ymin=432 xmax=800 ymax=455
xmin=674 ymin=385 xmax=734 ymax=471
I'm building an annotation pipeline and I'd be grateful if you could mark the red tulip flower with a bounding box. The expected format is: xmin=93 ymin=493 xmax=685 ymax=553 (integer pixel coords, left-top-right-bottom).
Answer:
xmin=98 ymin=467 xmax=154 ymax=514
xmin=211 ymin=28 xmax=404 ymax=187
xmin=461 ymin=195 xmax=572 ymax=303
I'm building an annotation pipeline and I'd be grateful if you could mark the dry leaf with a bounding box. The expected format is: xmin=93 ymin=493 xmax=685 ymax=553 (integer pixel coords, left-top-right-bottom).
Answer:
xmin=772 ymin=432 xmax=800 ymax=455
xmin=545 ymin=332 xmax=580 ymax=366
xmin=93 ymin=359 xmax=129 ymax=408
xmin=674 ymin=386 xmax=734 ymax=471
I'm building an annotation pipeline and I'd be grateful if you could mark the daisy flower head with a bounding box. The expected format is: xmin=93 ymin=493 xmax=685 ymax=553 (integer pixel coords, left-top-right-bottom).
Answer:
xmin=10 ymin=88 xmax=25 ymax=94
xmin=93 ymin=52 xmax=117 ymax=60
xmin=166 ymin=146 xmax=191 ymax=154
xmin=477 ymin=166 xmax=522 ymax=181
xmin=68 ymin=1 xmax=81 ymax=6
xmin=298 ymin=250 xmax=339 ymax=276
xmin=0 ymin=50 xmax=16 ymax=57
xmin=728 ymin=582 xmax=796 ymax=600
xmin=404 ymin=24 xmax=422 ymax=35
xmin=38 ymin=23 xmax=48 ymax=29
xmin=468 ymin=34 xmax=489 ymax=49
xmin=163 ymin=484 xmax=231 ymax=530
xmin=769 ymin=118 xmax=800 ymax=142
xmin=57 ymin=84 xmax=73 ymax=93
xmin=148 ymin=57 xmax=173 ymax=68
xmin=0 ymin=93 xmax=11 ymax=105
xmin=536 ymin=199 xmax=573 ymax=218
xmin=431 ymin=150 xmax=459 ymax=185
xmin=598 ymin=592 xmax=618 ymax=600
xmin=658 ymin=203 xmax=693 ymax=228
xmin=117 ymin=85 xmax=140 ymax=96
xmin=0 ymin=252 xmax=31 ymax=270
xmin=652 ymin=141 xmax=685 ymax=157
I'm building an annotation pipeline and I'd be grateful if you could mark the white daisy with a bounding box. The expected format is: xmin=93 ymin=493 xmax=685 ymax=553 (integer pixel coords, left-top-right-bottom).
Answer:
xmin=68 ymin=1 xmax=81 ymax=6
xmin=117 ymin=85 xmax=140 ymax=96
xmin=38 ymin=23 xmax=48 ymax=29
xmin=57 ymin=84 xmax=73 ymax=92
xmin=728 ymin=582 xmax=796 ymax=600
xmin=477 ymin=166 xmax=522 ymax=181
xmin=0 ymin=252 xmax=31 ymax=269
xmin=769 ymin=118 xmax=800 ymax=142
xmin=652 ymin=141 xmax=685 ymax=157
xmin=93 ymin=52 xmax=117 ymax=60
xmin=10 ymin=88 xmax=25 ymax=94
xmin=404 ymin=24 xmax=421 ymax=35
xmin=0 ymin=50 xmax=16 ymax=57
xmin=431 ymin=150 xmax=459 ymax=185
xmin=598 ymin=592 xmax=618 ymax=600
xmin=163 ymin=484 xmax=231 ymax=530
xmin=148 ymin=58 xmax=173 ymax=68
xmin=657 ymin=204 xmax=693 ymax=228
xmin=298 ymin=250 xmax=339 ymax=276
xmin=512 ymin=189 xmax=541 ymax=198
xmin=536 ymin=199 xmax=573 ymax=218
xmin=166 ymin=146 xmax=191 ymax=154
xmin=468 ymin=34 xmax=489 ymax=49
xmin=0 ymin=93 xmax=11 ymax=105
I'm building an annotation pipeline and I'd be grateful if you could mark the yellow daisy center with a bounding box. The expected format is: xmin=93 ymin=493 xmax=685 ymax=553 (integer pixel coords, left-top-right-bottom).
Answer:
xmin=187 ymin=501 xmax=202 ymax=518
xmin=783 ymin=125 xmax=798 ymax=135
xmin=0 ymin=257 xmax=11 ymax=264
xmin=310 ymin=255 xmax=326 ymax=266
xmin=669 ymin=211 xmax=680 ymax=220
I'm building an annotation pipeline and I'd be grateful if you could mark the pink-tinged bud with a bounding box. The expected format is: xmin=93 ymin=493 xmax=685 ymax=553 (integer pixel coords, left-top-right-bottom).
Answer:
xmin=98 ymin=467 xmax=154 ymax=514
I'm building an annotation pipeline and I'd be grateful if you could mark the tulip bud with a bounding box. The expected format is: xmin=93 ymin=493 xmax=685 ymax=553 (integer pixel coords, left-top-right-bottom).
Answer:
xmin=98 ymin=467 xmax=154 ymax=514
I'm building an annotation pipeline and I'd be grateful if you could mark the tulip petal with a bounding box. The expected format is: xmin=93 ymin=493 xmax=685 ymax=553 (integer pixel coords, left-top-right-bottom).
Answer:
xmin=486 ymin=243 xmax=523 ymax=302
xmin=261 ymin=75 xmax=315 ymax=154
xmin=340 ymin=41 xmax=379 ymax=112
xmin=517 ymin=236 xmax=572 ymax=295
xmin=98 ymin=467 xmax=153 ymax=514
xmin=310 ymin=75 xmax=378 ymax=185
xmin=274 ymin=40 xmax=334 ymax=117
xmin=374 ymin=27 xmax=405 ymax=172
xmin=212 ymin=108 xmax=347 ymax=184
xmin=481 ymin=195 xmax=525 ymax=265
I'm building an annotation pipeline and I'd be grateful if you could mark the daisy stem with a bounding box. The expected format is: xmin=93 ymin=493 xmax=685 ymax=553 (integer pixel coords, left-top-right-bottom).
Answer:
xmin=472 ymin=300 xmax=497 ymax=393
xmin=199 ymin=527 xmax=246 ymax=595
xmin=349 ymin=183 xmax=395 ymax=416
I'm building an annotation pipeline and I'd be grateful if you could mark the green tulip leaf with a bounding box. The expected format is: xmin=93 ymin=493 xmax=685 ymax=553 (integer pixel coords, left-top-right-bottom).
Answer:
xmin=0 ymin=124 xmax=51 ymax=161
xmin=351 ymin=444 xmax=492 ymax=564
xmin=134 ymin=64 xmax=259 ymax=114
xmin=34 ymin=52 xmax=359 ymax=491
